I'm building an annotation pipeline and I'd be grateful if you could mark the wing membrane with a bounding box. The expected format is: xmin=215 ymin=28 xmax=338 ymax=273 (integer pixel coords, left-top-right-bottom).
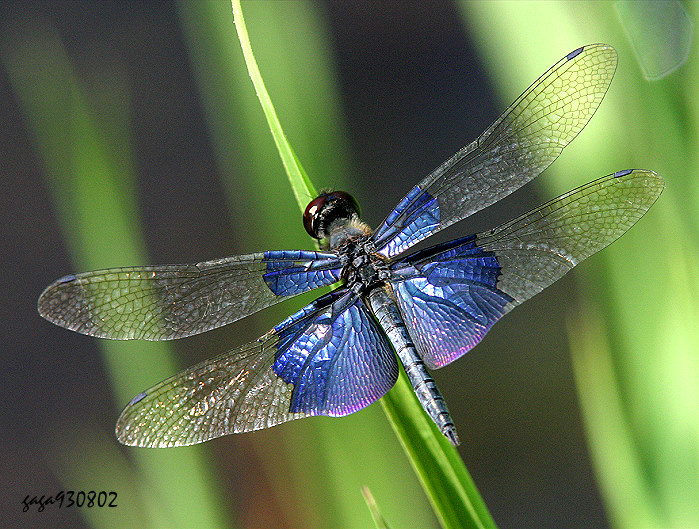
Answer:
xmin=477 ymin=169 xmax=664 ymax=302
xmin=38 ymin=250 xmax=341 ymax=340
xmin=390 ymin=169 xmax=664 ymax=368
xmin=374 ymin=44 xmax=618 ymax=257
xmin=116 ymin=290 xmax=398 ymax=447
xmin=390 ymin=237 xmax=513 ymax=369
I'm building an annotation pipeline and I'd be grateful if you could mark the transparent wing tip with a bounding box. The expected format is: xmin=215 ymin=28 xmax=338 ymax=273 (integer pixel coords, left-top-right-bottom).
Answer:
xmin=614 ymin=168 xmax=665 ymax=197
xmin=37 ymin=279 xmax=69 ymax=320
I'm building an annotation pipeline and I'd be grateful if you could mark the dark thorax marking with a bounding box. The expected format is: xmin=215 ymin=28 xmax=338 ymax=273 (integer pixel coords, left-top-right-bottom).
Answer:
xmin=336 ymin=235 xmax=390 ymax=295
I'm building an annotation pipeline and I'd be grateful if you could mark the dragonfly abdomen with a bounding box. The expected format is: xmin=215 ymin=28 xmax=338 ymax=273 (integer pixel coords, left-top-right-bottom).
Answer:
xmin=367 ymin=287 xmax=460 ymax=446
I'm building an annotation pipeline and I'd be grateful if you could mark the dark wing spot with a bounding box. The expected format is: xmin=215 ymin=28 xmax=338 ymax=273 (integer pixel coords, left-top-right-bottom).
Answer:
xmin=614 ymin=169 xmax=633 ymax=178
xmin=567 ymin=46 xmax=584 ymax=60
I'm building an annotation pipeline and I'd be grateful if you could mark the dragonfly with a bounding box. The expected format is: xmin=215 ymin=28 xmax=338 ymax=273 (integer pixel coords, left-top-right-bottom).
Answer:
xmin=39 ymin=44 xmax=663 ymax=448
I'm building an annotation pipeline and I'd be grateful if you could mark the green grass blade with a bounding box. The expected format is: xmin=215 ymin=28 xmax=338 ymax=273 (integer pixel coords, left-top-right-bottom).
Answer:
xmin=178 ymin=1 xmax=427 ymax=527
xmin=231 ymin=0 xmax=314 ymax=210
xmin=177 ymin=1 xmax=437 ymax=527
xmin=381 ymin=374 xmax=497 ymax=529
xmin=362 ymin=486 xmax=391 ymax=529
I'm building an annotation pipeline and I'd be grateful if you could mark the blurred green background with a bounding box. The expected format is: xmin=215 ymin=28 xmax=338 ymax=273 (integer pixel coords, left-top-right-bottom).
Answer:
xmin=1 ymin=1 xmax=696 ymax=528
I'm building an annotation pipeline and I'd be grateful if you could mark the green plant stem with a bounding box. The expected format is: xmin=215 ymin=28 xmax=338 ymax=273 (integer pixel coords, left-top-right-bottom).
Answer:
xmin=231 ymin=0 xmax=314 ymax=211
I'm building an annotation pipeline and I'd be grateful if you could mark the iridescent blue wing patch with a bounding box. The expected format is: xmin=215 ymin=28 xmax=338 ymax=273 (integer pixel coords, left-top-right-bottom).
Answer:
xmin=38 ymin=250 xmax=341 ymax=340
xmin=390 ymin=169 xmax=664 ymax=369
xmin=372 ymin=186 xmax=440 ymax=259
xmin=272 ymin=290 xmax=398 ymax=416
xmin=390 ymin=237 xmax=513 ymax=369
xmin=116 ymin=289 xmax=398 ymax=447
xmin=373 ymin=44 xmax=618 ymax=258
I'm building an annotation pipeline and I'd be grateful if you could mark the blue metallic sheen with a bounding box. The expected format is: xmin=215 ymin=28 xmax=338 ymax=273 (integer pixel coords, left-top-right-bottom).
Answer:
xmin=391 ymin=236 xmax=513 ymax=368
xmin=373 ymin=186 xmax=440 ymax=257
xmin=129 ymin=392 xmax=147 ymax=405
xmin=614 ymin=169 xmax=633 ymax=178
xmin=272 ymin=291 xmax=398 ymax=416
xmin=567 ymin=46 xmax=584 ymax=60
xmin=263 ymin=250 xmax=342 ymax=296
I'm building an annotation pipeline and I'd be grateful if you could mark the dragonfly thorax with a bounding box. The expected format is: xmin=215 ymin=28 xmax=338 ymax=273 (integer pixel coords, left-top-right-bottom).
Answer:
xmin=338 ymin=236 xmax=389 ymax=295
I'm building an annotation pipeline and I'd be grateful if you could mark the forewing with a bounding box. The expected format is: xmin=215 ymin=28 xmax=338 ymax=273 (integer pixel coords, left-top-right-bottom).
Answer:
xmin=373 ymin=44 xmax=618 ymax=257
xmin=116 ymin=289 xmax=398 ymax=447
xmin=38 ymin=250 xmax=342 ymax=340
xmin=391 ymin=169 xmax=664 ymax=368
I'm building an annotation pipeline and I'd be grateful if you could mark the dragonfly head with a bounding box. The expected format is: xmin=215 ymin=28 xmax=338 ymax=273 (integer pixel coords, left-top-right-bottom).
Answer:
xmin=304 ymin=191 xmax=370 ymax=248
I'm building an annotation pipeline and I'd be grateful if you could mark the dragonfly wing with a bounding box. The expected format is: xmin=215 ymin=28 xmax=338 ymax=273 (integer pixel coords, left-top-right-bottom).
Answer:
xmin=390 ymin=169 xmax=664 ymax=368
xmin=391 ymin=238 xmax=513 ymax=369
xmin=476 ymin=169 xmax=664 ymax=302
xmin=38 ymin=250 xmax=342 ymax=340
xmin=373 ymin=44 xmax=618 ymax=257
xmin=116 ymin=289 xmax=398 ymax=447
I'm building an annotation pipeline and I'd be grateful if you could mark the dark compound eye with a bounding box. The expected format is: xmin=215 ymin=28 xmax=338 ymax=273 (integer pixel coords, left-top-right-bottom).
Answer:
xmin=303 ymin=191 xmax=360 ymax=239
